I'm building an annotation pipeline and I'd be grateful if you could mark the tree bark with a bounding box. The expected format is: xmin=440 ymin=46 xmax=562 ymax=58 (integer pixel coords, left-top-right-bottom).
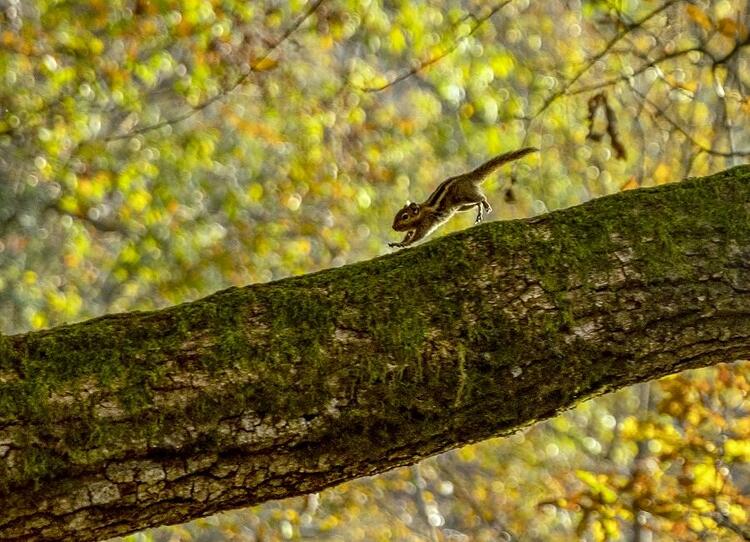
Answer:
xmin=2 ymin=166 xmax=750 ymax=541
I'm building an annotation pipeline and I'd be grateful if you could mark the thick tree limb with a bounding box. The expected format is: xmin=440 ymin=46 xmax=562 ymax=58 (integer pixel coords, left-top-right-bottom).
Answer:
xmin=2 ymin=166 xmax=750 ymax=541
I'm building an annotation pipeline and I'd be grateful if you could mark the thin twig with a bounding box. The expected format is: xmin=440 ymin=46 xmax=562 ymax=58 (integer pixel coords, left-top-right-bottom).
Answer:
xmin=712 ymin=32 xmax=750 ymax=66
xmin=715 ymin=67 xmax=738 ymax=166
xmin=357 ymin=0 xmax=510 ymax=93
xmin=531 ymin=0 xmax=682 ymax=119
xmin=411 ymin=465 xmax=440 ymax=542
xmin=106 ymin=0 xmax=326 ymax=141
xmin=566 ymin=46 xmax=704 ymax=97
xmin=711 ymin=512 xmax=750 ymax=541
xmin=629 ymin=83 xmax=750 ymax=157
xmin=47 ymin=202 xmax=127 ymax=234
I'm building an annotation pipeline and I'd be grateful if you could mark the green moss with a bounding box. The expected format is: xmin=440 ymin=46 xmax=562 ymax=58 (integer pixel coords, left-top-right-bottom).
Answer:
xmin=0 ymin=334 xmax=11 ymax=365
xmin=453 ymin=346 xmax=467 ymax=407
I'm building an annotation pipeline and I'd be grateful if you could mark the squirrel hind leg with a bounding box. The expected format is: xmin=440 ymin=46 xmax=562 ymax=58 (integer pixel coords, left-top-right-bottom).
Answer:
xmin=481 ymin=197 xmax=492 ymax=214
xmin=474 ymin=196 xmax=492 ymax=223
xmin=474 ymin=203 xmax=484 ymax=224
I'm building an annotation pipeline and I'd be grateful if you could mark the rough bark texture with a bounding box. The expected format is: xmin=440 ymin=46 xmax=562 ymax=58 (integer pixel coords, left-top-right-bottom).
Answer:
xmin=2 ymin=166 xmax=750 ymax=541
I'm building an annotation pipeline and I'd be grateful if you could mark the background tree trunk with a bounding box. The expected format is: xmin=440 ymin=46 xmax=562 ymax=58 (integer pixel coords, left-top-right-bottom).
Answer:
xmin=2 ymin=166 xmax=750 ymax=541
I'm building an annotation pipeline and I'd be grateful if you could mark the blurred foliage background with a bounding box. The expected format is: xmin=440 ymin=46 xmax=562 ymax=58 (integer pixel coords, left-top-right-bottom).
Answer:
xmin=1 ymin=0 xmax=749 ymax=539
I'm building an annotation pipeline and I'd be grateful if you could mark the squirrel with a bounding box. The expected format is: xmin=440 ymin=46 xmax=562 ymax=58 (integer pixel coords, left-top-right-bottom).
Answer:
xmin=388 ymin=146 xmax=538 ymax=248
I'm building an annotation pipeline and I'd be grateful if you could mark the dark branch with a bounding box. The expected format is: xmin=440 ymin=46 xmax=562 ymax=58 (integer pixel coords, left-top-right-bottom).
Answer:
xmin=356 ymin=1 xmax=510 ymax=93
xmin=47 ymin=202 xmax=127 ymax=234
xmin=712 ymin=33 xmax=750 ymax=67
xmin=105 ymin=0 xmax=326 ymax=141
xmin=629 ymin=84 xmax=750 ymax=157
xmin=531 ymin=0 xmax=682 ymax=119
xmin=712 ymin=512 xmax=750 ymax=541
xmin=566 ymin=45 xmax=704 ymax=97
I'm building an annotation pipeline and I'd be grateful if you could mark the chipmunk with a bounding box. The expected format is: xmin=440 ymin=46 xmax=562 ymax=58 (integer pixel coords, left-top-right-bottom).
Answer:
xmin=388 ymin=147 xmax=538 ymax=248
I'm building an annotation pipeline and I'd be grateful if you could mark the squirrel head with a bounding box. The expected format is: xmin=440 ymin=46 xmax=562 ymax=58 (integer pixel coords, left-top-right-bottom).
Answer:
xmin=392 ymin=201 xmax=423 ymax=231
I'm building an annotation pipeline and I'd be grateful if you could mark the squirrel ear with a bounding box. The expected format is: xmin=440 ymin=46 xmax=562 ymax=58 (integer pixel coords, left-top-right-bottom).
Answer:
xmin=405 ymin=200 xmax=411 ymax=205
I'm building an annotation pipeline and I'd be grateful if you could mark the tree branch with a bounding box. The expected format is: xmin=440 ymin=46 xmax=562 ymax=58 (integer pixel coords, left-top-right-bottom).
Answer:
xmin=711 ymin=511 xmax=750 ymax=541
xmin=105 ymin=0 xmax=326 ymax=141
xmin=2 ymin=166 xmax=750 ymax=540
xmin=46 ymin=202 xmax=127 ymax=234
xmin=565 ymin=45 xmax=704 ymax=97
xmin=531 ymin=0 xmax=682 ymax=118
xmin=712 ymin=32 xmax=750 ymax=67
xmin=356 ymin=1 xmax=510 ymax=93
xmin=628 ymin=84 xmax=750 ymax=157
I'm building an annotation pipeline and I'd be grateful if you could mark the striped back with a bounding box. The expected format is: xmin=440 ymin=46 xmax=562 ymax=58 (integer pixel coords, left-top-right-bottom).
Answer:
xmin=424 ymin=176 xmax=460 ymax=208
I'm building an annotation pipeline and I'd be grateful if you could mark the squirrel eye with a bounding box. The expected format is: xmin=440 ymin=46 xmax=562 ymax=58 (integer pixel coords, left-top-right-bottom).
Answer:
xmin=400 ymin=213 xmax=408 ymax=220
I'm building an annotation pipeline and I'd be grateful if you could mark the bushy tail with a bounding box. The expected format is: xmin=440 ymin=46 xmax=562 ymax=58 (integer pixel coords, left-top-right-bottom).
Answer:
xmin=466 ymin=146 xmax=538 ymax=183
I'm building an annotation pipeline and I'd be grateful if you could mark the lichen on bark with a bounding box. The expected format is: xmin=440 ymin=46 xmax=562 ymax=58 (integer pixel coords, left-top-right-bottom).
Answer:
xmin=1 ymin=166 xmax=750 ymax=541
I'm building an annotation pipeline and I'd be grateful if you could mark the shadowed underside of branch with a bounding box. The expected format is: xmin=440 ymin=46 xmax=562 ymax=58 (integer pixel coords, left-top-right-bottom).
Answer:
xmin=1 ymin=166 xmax=750 ymax=541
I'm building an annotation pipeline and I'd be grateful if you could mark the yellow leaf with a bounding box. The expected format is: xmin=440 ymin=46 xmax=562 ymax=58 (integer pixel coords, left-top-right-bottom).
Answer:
xmin=247 ymin=183 xmax=263 ymax=201
xmin=491 ymin=51 xmax=515 ymax=78
xmin=460 ymin=103 xmax=474 ymax=119
xmin=620 ymin=176 xmax=639 ymax=191
xmin=724 ymin=438 xmax=750 ymax=461
xmin=320 ymin=34 xmax=334 ymax=50
xmin=687 ymin=514 xmax=705 ymax=532
xmin=120 ymin=244 xmax=139 ymax=264
xmin=2 ymin=30 xmax=16 ymax=46
xmin=686 ymin=5 xmax=712 ymax=30
xmin=717 ymin=17 xmax=749 ymax=39
xmin=602 ymin=518 xmax=619 ymax=536
xmin=78 ymin=178 xmax=93 ymax=198
xmin=389 ymin=28 xmax=406 ymax=54
xmin=692 ymin=462 xmax=718 ymax=493
xmin=31 ymin=312 xmax=47 ymax=329
xmin=653 ymin=163 xmax=671 ymax=185
xmin=620 ymin=416 xmax=638 ymax=438
xmin=592 ymin=520 xmax=606 ymax=542
xmin=128 ymin=191 xmax=151 ymax=212
xmin=727 ymin=503 xmax=748 ymax=525
xmin=64 ymin=253 xmax=79 ymax=268
xmin=253 ymin=57 xmax=278 ymax=72
xmin=89 ymin=37 xmax=104 ymax=55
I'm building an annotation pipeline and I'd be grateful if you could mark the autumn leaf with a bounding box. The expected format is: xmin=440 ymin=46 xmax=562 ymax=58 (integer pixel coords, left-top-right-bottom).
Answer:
xmin=716 ymin=17 xmax=749 ymax=39
xmin=253 ymin=57 xmax=280 ymax=72
xmin=686 ymin=5 xmax=713 ymax=30
xmin=620 ymin=176 xmax=640 ymax=191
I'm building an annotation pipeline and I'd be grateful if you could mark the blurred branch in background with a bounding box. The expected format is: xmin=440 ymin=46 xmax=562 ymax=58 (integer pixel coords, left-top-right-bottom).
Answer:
xmin=356 ymin=0 xmax=511 ymax=93
xmin=106 ymin=0 xmax=328 ymax=140
xmin=629 ymin=84 xmax=750 ymax=157
xmin=531 ymin=0 xmax=683 ymax=119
